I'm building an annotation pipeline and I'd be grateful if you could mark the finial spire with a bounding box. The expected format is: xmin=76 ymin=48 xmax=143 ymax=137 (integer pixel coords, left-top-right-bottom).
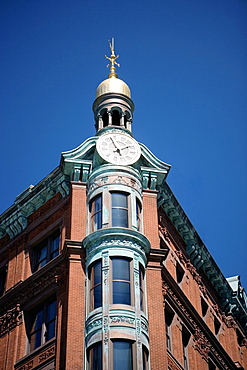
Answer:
xmin=105 ymin=38 xmax=120 ymax=78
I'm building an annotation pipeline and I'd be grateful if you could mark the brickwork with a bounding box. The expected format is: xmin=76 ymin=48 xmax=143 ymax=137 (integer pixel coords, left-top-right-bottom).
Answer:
xmin=64 ymin=248 xmax=85 ymax=369
xmin=70 ymin=182 xmax=87 ymax=241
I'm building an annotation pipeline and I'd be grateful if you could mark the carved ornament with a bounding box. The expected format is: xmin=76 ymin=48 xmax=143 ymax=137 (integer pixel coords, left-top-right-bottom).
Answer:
xmin=87 ymin=173 xmax=142 ymax=197
xmin=0 ymin=304 xmax=22 ymax=337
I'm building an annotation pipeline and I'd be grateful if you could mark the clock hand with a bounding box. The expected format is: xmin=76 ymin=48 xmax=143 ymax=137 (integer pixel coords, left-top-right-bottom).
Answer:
xmin=110 ymin=137 xmax=122 ymax=155
xmin=119 ymin=145 xmax=130 ymax=150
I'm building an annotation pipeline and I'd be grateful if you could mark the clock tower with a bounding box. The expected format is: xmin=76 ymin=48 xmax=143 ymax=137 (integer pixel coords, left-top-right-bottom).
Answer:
xmin=62 ymin=39 xmax=171 ymax=369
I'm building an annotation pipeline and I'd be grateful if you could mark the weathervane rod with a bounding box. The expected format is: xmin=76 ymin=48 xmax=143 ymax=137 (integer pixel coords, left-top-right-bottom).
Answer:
xmin=105 ymin=38 xmax=120 ymax=78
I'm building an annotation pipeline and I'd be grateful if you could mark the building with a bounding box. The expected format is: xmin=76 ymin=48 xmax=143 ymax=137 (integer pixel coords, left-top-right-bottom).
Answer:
xmin=0 ymin=40 xmax=247 ymax=370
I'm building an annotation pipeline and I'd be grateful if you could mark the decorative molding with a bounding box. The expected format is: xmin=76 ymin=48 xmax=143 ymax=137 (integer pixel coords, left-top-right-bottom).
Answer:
xmin=83 ymin=228 xmax=150 ymax=260
xmin=158 ymin=182 xmax=247 ymax=337
xmin=55 ymin=265 xmax=68 ymax=291
xmin=163 ymin=282 xmax=232 ymax=369
xmin=193 ymin=328 xmax=211 ymax=361
xmin=0 ymin=258 xmax=65 ymax=319
xmin=87 ymin=170 xmax=142 ymax=198
xmin=0 ymin=304 xmax=22 ymax=337
xmin=167 ymin=353 xmax=183 ymax=370
xmin=86 ymin=318 xmax=103 ymax=334
xmin=0 ymin=171 xmax=69 ymax=240
xmin=15 ymin=343 xmax=55 ymax=370
xmin=110 ymin=315 xmax=135 ymax=325
xmin=222 ymin=314 xmax=238 ymax=329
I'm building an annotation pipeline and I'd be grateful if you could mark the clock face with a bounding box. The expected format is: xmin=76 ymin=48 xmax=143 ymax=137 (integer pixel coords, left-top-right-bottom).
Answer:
xmin=96 ymin=132 xmax=141 ymax=165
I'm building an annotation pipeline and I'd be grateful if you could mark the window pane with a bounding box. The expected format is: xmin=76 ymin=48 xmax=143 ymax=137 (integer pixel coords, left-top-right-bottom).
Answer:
xmin=142 ymin=346 xmax=149 ymax=370
xmin=47 ymin=300 xmax=56 ymax=322
xmin=112 ymin=193 xmax=127 ymax=208
xmin=38 ymin=245 xmax=48 ymax=268
xmin=51 ymin=235 xmax=59 ymax=258
xmin=89 ymin=342 xmax=102 ymax=370
xmin=34 ymin=309 xmax=43 ymax=331
xmin=94 ymin=195 xmax=102 ymax=212
xmin=113 ymin=259 xmax=130 ymax=280
xmin=113 ymin=282 xmax=131 ymax=305
xmin=91 ymin=195 xmax=102 ymax=231
xmin=46 ymin=320 xmax=56 ymax=341
xmin=113 ymin=341 xmax=132 ymax=370
xmin=112 ymin=208 xmax=128 ymax=227
xmin=93 ymin=261 xmax=102 ymax=286
xmin=30 ymin=309 xmax=43 ymax=350
xmin=94 ymin=284 xmax=102 ymax=308
xmin=90 ymin=260 xmax=102 ymax=310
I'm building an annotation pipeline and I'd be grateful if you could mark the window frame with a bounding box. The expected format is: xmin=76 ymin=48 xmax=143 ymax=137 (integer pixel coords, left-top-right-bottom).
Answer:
xmin=139 ymin=263 xmax=145 ymax=312
xmin=165 ymin=305 xmax=174 ymax=352
xmin=0 ymin=264 xmax=7 ymax=297
xmin=182 ymin=325 xmax=190 ymax=370
xmin=33 ymin=231 xmax=60 ymax=272
xmin=90 ymin=194 xmax=103 ymax=232
xmin=87 ymin=341 xmax=102 ymax=370
xmin=26 ymin=296 xmax=57 ymax=353
xmin=111 ymin=191 xmax=129 ymax=228
xmin=89 ymin=260 xmax=102 ymax=311
xmin=112 ymin=339 xmax=133 ymax=370
xmin=111 ymin=257 xmax=132 ymax=306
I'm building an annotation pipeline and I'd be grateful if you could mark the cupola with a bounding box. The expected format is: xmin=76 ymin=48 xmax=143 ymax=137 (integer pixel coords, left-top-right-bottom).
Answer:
xmin=92 ymin=39 xmax=134 ymax=132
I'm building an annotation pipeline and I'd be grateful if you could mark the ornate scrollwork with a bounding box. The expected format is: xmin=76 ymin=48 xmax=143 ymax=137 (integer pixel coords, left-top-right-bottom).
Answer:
xmin=0 ymin=304 xmax=22 ymax=337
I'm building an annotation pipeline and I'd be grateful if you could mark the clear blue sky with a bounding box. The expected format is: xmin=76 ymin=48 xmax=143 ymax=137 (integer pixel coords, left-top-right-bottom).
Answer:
xmin=1 ymin=0 xmax=247 ymax=288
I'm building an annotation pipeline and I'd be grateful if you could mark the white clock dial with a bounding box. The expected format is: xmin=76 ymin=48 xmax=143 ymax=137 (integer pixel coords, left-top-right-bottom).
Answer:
xmin=96 ymin=132 xmax=141 ymax=165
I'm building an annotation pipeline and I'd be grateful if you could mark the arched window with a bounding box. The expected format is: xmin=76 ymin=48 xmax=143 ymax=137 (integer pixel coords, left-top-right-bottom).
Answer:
xmin=112 ymin=110 xmax=120 ymax=126
xmin=102 ymin=111 xmax=109 ymax=127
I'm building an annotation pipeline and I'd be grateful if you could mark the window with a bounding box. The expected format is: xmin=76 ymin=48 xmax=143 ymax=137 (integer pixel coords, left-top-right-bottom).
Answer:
xmin=111 ymin=192 xmax=128 ymax=228
xmin=88 ymin=342 xmax=102 ymax=370
xmin=90 ymin=194 xmax=102 ymax=231
xmin=27 ymin=298 xmax=56 ymax=352
xmin=113 ymin=340 xmax=133 ymax=370
xmin=214 ymin=316 xmax=220 ymax=336
xmin=89 ymin=260 xmax=102 ymax=310
xmin=0 ymin=265 xmax=7 ymax=297
xmin=112 ymin=110 xmax=121 ymax=126
xmin=34 ymin=232 xmax=60 ymax=271
xmin=142 ymin=346 xmax=149 ymax=370
xmin=182 ymin=326 xmax=190 ymax=370
xmin=201 ymin=297 xmax=208 ymax=317
xmin=208 ymin=360 xmax=217 ymax=370
xmin=136 ymin=199 xmax=141 ymax=231
xmin=139 ymin=264 xmax=145 ymax=311
xmin=112 ymin=258 xmax=131 ymax=305
xmin=165 ymin=306 xmax=174 ymax=351
xmin=176 ymin=263 xmax=184 ymax=284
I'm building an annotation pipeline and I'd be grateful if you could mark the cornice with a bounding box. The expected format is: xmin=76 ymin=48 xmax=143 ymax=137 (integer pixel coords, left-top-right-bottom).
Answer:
xmin=83 ymin=227 xmax=151 ymax=264
xmin=0 ymin=168 xmax=70 ymax=240
xmin=158 ymin=181 xmax=247 ymax=334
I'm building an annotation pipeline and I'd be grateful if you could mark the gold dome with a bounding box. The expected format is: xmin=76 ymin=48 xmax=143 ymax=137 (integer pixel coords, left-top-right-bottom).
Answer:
xmin=96 ymin=75 xmax=131 ymax=99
